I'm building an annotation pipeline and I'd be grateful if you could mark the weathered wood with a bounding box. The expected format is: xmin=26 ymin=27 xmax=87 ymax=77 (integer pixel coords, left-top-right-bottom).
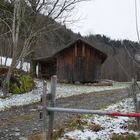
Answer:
xmin=35 ymin=39 xmax=107 ymax=83
xmin=73 ymin=56 xmax=85 ymax=82
xmin=132 ymin=78 xmax=137 ymax=111
xmin=57 ymin=42 xmax=104 ymax=83
xmin=75 ymin=43 xmax=77 ymax=57
xmin=82 ymin=43 xmax=85 ymax=56
xmin=48 ymin=75 xmax=57 ymax=140
xmin=137 ymin=94 xmax=140 ymax=130
xmin=42 ymin=81 xmax=47 ymax=140
xmin=40 ymin=60 xmax=56 ymax=78
xmin=132 ymin=78 xmax=140 ymax=130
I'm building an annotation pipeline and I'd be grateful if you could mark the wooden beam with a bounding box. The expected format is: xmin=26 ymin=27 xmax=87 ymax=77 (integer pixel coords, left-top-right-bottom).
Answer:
xmin=82 ymin=43 xmax=85 ymax=57
xmin=75 ymin=43 xmax=77 ymax=57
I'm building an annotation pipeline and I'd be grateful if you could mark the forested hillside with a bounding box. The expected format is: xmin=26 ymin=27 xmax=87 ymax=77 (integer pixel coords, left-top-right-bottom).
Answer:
xmin=84 ymin=35 xmax=140 ymax=81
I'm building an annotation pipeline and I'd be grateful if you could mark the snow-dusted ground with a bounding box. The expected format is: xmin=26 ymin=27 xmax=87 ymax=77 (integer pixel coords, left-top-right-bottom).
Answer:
xmin=0 ymin=80 xmax=130 ymax=111
xmin=52 ymin=82 xmax=130 ymax=99
xmin=59 ymin=98 xmax=140 ymax=140
xmin=0 ymin=56 xmax=30 ymax=72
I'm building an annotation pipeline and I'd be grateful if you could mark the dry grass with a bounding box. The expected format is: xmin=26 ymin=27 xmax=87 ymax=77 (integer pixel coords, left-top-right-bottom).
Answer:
xmin=127 ymin=119 xmax=140 ymax=131
xmin=28 ymin=115 xmax=87 ymax=140
xmin=28 ymin=132 xmax=42 ymax=140
xmin=53 ymin=115 xmax=87 ymax=138
xmin=10 ymin=113 xmax=36 ymax=122
xmin=0 ymin=113 xmax=36 ymax=129
xmin=88 ymin=122 xmax=103 ymax=132
xmin=111 ymin=133 xmax=139 ymax=140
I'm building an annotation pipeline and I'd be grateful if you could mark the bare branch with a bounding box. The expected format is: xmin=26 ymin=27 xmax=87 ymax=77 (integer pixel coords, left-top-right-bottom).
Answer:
xmin=48 ymin=0 xmax=59 ymax=17
xmin=0 ymin=31 xmax=11 ymax=37
xmin=0 ymin=18 xmax=12 ymax=34
xmin=124 ymin=43 xmax=140 ymax=68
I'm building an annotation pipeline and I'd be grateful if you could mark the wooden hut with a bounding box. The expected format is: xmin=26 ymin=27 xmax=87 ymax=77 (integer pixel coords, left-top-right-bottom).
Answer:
xmin=33 ymin=38 xmax=107 ymax=83
xmin=33 ymin=56 xmax=56 ymax=78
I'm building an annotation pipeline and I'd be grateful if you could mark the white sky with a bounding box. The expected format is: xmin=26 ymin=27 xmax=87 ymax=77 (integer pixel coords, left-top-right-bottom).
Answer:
xmin=70 ymin=0 xmax=140 ymax=42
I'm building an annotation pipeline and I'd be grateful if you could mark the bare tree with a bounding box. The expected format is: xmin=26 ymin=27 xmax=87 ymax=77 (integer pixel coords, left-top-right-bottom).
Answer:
xmin=2 ymin=0 xmax=21 ymax=94
xmin=1 ymin=0 xmax=89 ymax=95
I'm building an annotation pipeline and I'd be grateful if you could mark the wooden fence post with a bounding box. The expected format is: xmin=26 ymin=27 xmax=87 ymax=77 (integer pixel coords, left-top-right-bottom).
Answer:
xmin=136 ymin=77 xmax=140 ymax=130
xmin=41 ymin=80 xmax=47 ymax=140
xmin=132 ymin=77 xmax=140 ymax=130
xmin=137 ymin=94 xmax=140 ymax=130
xmin=48 ymin=75 xmax=57 ymax=140
xmin=132 ymin=78 xmax=137 ymax=111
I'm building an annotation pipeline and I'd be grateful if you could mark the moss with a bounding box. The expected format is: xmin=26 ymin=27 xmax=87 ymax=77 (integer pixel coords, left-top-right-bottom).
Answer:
xmin=13 ymin=86 xmax=21 ymax=94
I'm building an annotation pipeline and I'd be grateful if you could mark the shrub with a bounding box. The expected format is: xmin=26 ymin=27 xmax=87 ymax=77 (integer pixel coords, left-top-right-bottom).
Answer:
xmin=21 ymin=75 xmax=35 ymax=92
xmin=11 ymin=74 xmax=35 ymax=94
xmin=0 ymin=67 xmax=35 ymax=94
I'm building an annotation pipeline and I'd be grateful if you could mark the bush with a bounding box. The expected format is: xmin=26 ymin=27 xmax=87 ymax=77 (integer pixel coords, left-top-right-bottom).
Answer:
xmin=11 ymin=74 xmax=35 ymax=94
xmin=0 ymin=67 xmax=35 ymax=94
xmin=21 ymin=75 xmax=35 ymax=92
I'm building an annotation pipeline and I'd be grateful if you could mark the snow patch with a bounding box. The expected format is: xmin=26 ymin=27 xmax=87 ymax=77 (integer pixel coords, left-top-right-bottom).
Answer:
xmin=60 ymin=98 xmax=140 ymax=140
xmin=0 ymin=80 xmax=130 ymax=111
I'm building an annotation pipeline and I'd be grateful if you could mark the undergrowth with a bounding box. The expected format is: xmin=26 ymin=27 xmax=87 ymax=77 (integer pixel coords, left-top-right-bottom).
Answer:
xmin=111 ymin=133 xmax=139 ymax=140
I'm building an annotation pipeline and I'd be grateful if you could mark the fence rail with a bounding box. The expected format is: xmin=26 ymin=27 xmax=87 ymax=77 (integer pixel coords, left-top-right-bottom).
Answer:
xmin=47 ymin=107 xmax=140 ymax=117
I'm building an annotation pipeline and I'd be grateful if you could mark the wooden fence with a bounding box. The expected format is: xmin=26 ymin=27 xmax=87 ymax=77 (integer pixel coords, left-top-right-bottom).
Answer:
xmin=131 ymin=78 xmax=140 ymax=130
xmin=40 ymin=75 xmax=140 ymax=140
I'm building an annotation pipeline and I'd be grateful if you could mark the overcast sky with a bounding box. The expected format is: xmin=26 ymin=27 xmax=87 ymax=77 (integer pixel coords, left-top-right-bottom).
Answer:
xmin=70 ymin=0 xmax=140 ymax=42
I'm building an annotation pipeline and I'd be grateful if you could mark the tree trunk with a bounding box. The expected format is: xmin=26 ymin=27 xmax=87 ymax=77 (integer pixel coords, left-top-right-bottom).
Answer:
xmin=2 ymin=52 xmax=17 ymax=95
xmin=2 ymin=0 xmax=21 ymax=96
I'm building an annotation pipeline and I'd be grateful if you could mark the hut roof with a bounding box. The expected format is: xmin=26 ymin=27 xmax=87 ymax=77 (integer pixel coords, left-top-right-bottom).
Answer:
xmin=54 ymin=38 xmax=107 ymax=63
xmin=34 ymin=38 xmax=108 ymax=63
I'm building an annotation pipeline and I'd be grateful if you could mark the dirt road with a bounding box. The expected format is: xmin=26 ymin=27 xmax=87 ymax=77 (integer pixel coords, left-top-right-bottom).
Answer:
xmin=0 ymin=88 xmax=130 ymax=140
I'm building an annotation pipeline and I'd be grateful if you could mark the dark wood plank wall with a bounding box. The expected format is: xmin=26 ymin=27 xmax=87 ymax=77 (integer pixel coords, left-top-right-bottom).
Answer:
xmin=57 ymin=47 xmax=74 ymax=82
xmin=40 ymin=61 xmax=56 ymax=78
xmin=57 ymin=42 xmax=102 ymax=83
xmin=83 ymin=44 xmax=101 ymax=82
xmin=73 ymin=42 xmax=85 ymax=82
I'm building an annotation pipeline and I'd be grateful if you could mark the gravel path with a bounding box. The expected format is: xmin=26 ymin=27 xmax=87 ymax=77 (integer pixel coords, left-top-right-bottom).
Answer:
xmin=0 ymin=88 xmax=130 ymax=140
